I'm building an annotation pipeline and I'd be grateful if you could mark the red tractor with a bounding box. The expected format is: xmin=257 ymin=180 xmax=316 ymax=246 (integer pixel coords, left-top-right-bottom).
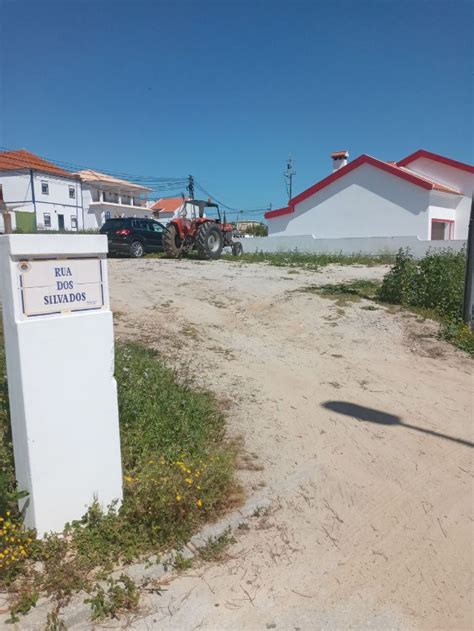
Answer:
xmin=163 ymin=199 xmax=243 ymax=260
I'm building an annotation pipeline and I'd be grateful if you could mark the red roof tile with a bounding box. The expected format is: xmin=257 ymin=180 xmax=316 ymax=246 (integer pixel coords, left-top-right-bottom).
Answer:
xmin=0 ymin=149 xmax=76 ymax=178
xmin=151 ymin=197 xmax=187 ymax=213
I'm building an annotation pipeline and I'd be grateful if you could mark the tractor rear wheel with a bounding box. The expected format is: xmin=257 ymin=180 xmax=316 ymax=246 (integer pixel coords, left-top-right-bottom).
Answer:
xmin=164 ymin=223 xmax=184 ymax=258
xmin=196 ymin=223 xmax=223 ymax=260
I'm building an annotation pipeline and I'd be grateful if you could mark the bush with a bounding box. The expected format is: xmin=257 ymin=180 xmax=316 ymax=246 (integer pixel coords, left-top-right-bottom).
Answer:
xmin=379 ymin=248 xmax=466 ymax=318
xmin=379 ymin=247 xmax=473 ymax=354
xmin=378 ymin=249 xmax=419 ymax=305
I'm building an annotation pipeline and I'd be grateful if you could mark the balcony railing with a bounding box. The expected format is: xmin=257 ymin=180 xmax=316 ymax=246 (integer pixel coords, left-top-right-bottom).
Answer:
xmin=90 ymin=196 xmax=147 ymax=208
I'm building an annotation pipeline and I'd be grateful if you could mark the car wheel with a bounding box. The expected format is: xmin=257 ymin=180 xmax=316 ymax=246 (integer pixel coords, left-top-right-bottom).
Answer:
xmin=130 ymin=241 xmax=144 ymax=258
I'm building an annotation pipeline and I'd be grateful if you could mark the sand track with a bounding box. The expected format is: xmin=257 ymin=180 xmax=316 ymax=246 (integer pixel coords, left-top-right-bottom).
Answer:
xmin=109 ymin=257 xmax=473 ymax=631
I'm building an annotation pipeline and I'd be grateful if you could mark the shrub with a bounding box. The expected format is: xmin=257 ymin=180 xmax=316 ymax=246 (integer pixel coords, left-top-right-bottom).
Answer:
xmin=377 ymin=248 xmax=419 ymax=305
xmin=379 ymin=247 xmax=473 ymax=354
xmin=379 ymin=248 xmax=466 ymax=317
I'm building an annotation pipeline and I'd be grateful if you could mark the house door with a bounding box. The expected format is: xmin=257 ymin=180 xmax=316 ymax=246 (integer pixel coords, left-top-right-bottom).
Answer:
xmin=58 ymin=214 xmax=65 ymax=231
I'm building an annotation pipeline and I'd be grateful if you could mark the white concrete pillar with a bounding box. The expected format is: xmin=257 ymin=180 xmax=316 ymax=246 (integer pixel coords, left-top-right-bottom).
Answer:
xmin=0 ymin=235 xmax=123 ymax=535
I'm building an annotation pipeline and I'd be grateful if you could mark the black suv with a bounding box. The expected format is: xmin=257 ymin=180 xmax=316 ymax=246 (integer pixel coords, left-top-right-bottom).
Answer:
xmin=100 ymin=217 xmax=165 ymax=257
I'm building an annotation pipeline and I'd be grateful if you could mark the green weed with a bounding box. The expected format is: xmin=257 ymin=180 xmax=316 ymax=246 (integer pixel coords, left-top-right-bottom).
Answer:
xmin=85 ymin=574 xmax=139 ymax=621
xmin=198 ymin=528 xmax=236 ymax=562
xmin=221 ymin=251 xmax=395 ymax=269
xmin=173 ymin=552 xmax=193 ymax=571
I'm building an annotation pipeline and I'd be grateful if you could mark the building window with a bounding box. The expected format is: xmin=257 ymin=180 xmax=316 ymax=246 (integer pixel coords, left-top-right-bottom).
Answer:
xmin=71 ymin=216 xmax=78 ymax=230
xmin=41 ymin=181 xmax=49 ymax=195
xmin=105 ymin=210 xmax=111 ymax=220
xmin=431 ymin=220 xmax=454 ymax=241
xmin=69 ymin=186 xmax=75 ymax=199
xmin=44 ymin=213 xmax=51 ymax=228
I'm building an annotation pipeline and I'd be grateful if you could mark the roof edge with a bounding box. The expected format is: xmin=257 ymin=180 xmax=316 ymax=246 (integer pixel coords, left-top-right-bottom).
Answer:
xmin=265 ymin=153 xmax=461 ymax=221
xmin=264 ymin=205 xmax=293 ymax=219
xmin=397 ymin=149 xmax=474 ymax=174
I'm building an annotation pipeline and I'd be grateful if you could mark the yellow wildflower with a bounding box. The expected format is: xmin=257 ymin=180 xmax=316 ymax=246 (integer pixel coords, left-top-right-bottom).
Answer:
xmin=176 ymin=494 xmax=182 ymax=502
xmin=196 ymin=499 xmax=203 ymax=508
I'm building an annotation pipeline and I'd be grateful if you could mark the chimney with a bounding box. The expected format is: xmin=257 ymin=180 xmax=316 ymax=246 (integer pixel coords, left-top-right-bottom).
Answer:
xmin=331 ymin=150 xmax=349 ymax=172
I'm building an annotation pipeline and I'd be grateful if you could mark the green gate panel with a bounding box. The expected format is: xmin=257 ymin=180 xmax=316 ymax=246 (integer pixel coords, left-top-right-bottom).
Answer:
xmin=15 ymin=212 xmax=36 ymax=233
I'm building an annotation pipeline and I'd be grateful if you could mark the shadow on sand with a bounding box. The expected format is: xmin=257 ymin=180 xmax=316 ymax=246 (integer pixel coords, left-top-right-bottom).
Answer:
xmin=322 ymin=400 xmax=473 ymax=449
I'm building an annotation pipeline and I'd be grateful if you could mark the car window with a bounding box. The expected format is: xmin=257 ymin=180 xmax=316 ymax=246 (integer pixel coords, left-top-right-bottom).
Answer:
xmin=133 ymin=220 xmax=148 ymax=230
xmin=150 ymin=222 xmax=163 ymax=233
xmin=102 ymin=219 xmax=127 ymax=231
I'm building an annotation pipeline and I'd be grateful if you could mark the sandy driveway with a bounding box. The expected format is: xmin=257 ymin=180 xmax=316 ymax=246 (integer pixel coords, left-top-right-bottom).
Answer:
xmin=109 ymin=257 xmax=473 ymax=631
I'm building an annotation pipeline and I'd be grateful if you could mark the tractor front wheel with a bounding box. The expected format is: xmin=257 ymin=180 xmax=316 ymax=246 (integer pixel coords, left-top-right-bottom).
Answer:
xmin=164 ymin=223 xmax=184 ymax=258
xmin=231 ymin=242 xmax=243 ymax=257
xmin=196 ymin=223 xmax=224 ymax=260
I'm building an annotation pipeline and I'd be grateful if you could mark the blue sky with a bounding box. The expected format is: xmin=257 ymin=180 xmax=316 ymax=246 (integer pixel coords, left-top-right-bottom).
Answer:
xmin=0 ymin=0 xmax=472 ymax=220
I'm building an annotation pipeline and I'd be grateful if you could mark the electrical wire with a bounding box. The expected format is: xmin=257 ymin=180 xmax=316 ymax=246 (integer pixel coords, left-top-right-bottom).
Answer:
xmin=0 ymin=147 xmax=271 ymax=218
xmin=0 ymin=147 xmax=188 ymax=185
xmin=195 ymin=180 xmax=270 ymax=214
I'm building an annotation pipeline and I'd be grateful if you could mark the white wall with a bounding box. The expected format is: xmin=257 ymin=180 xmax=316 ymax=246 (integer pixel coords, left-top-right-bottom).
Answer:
xmin=238 ymin=234 xmax=466 ymax=258
xmin=407 ymin=157 xmax=474 ymax=195
xmin=407 ymin=158 xmax=473 ymax=240
xmin=269 ymin=164 xmax=431 ymax=239
xmin=0 ymin=170 xmax=83 ymax=232
xmin=82 ymin=185 xmax=151 ymax=230
xmin=33 ymin=173 xmax=82 ymax=231
xmin=82 ymin=188 xmax=100 ymax=229
xmin=0 ymin=172 xmax=34 ymax=212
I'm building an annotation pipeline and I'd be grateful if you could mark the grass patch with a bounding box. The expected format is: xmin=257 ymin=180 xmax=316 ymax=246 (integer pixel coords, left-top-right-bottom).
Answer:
xmin=298 ymin=250 xmax=474 ymax=356
xmin=221 ymin=251 xmax=395 ymax=270
xmin=85 ymin=574 xmax=140 ymax=621
xmin=300 ymin=280 xmax=381 ymax=307
xmin=0 ymin=338 xmax=238 ymax=622
xmin=304 ymin=279 xmax=381 ymax=299
xmin=198 ymin=528 xmax=236 ymax=562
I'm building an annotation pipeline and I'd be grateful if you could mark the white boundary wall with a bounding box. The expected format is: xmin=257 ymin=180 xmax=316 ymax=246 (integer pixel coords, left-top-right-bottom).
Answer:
xmin=238 ymin=235 xmax=466 ymax=259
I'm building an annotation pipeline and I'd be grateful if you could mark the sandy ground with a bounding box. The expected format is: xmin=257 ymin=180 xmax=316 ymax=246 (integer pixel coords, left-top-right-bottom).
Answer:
xmin=108 ymin=257 xmax=473 ymax=631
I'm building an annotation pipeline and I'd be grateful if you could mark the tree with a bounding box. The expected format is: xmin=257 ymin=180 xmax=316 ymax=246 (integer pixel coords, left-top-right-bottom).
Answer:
xmin=244 ymin=223 xmax=268 ymax=237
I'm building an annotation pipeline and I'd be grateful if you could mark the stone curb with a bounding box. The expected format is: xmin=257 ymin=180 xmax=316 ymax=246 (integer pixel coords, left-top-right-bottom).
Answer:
xmin=11 ymin=492 xmax=272 ymax=629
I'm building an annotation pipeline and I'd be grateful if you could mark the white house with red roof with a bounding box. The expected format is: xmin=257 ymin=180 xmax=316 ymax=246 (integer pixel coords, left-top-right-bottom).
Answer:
xmin=0 ymin=149 xmax=82 ymax=232
xmin=150 ymin=197 xmax=193 ymax=224
xmin=265 ymin=150 xmax=474 ymax=241
xmin=0 ymin=149 xmax=153 ymax=231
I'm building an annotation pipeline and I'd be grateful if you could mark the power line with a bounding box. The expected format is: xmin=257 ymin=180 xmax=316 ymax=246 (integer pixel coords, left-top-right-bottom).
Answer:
xmin=0 ymin=147 xmax=271 ymax=216
xmin=194 ymin=180 xmax=270 ymax=214
xmin=0 ymin=146 xmax=187 ymax=185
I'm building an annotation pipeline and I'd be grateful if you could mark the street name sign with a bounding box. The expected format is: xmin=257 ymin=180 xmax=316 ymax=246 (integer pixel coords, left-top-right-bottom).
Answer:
xmin=0 ymin=235 xmax=123 ymax=535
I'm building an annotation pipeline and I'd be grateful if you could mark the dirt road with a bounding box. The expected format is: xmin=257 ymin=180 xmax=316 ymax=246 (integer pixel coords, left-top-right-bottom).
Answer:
xmin=109 ymin=257 xmax=473 ymax=631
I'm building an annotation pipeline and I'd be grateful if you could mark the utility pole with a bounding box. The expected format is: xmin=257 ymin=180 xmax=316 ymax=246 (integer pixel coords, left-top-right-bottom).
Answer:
xmin=463 ymin=195 xmax=474 ymax=329
xmin=0 ymin=185 xmax=12 ymax=234
xmin=186 ymin=174 xmax=195 ymax=199
xmin=283 ymin=155 xmax=296 ymax=201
